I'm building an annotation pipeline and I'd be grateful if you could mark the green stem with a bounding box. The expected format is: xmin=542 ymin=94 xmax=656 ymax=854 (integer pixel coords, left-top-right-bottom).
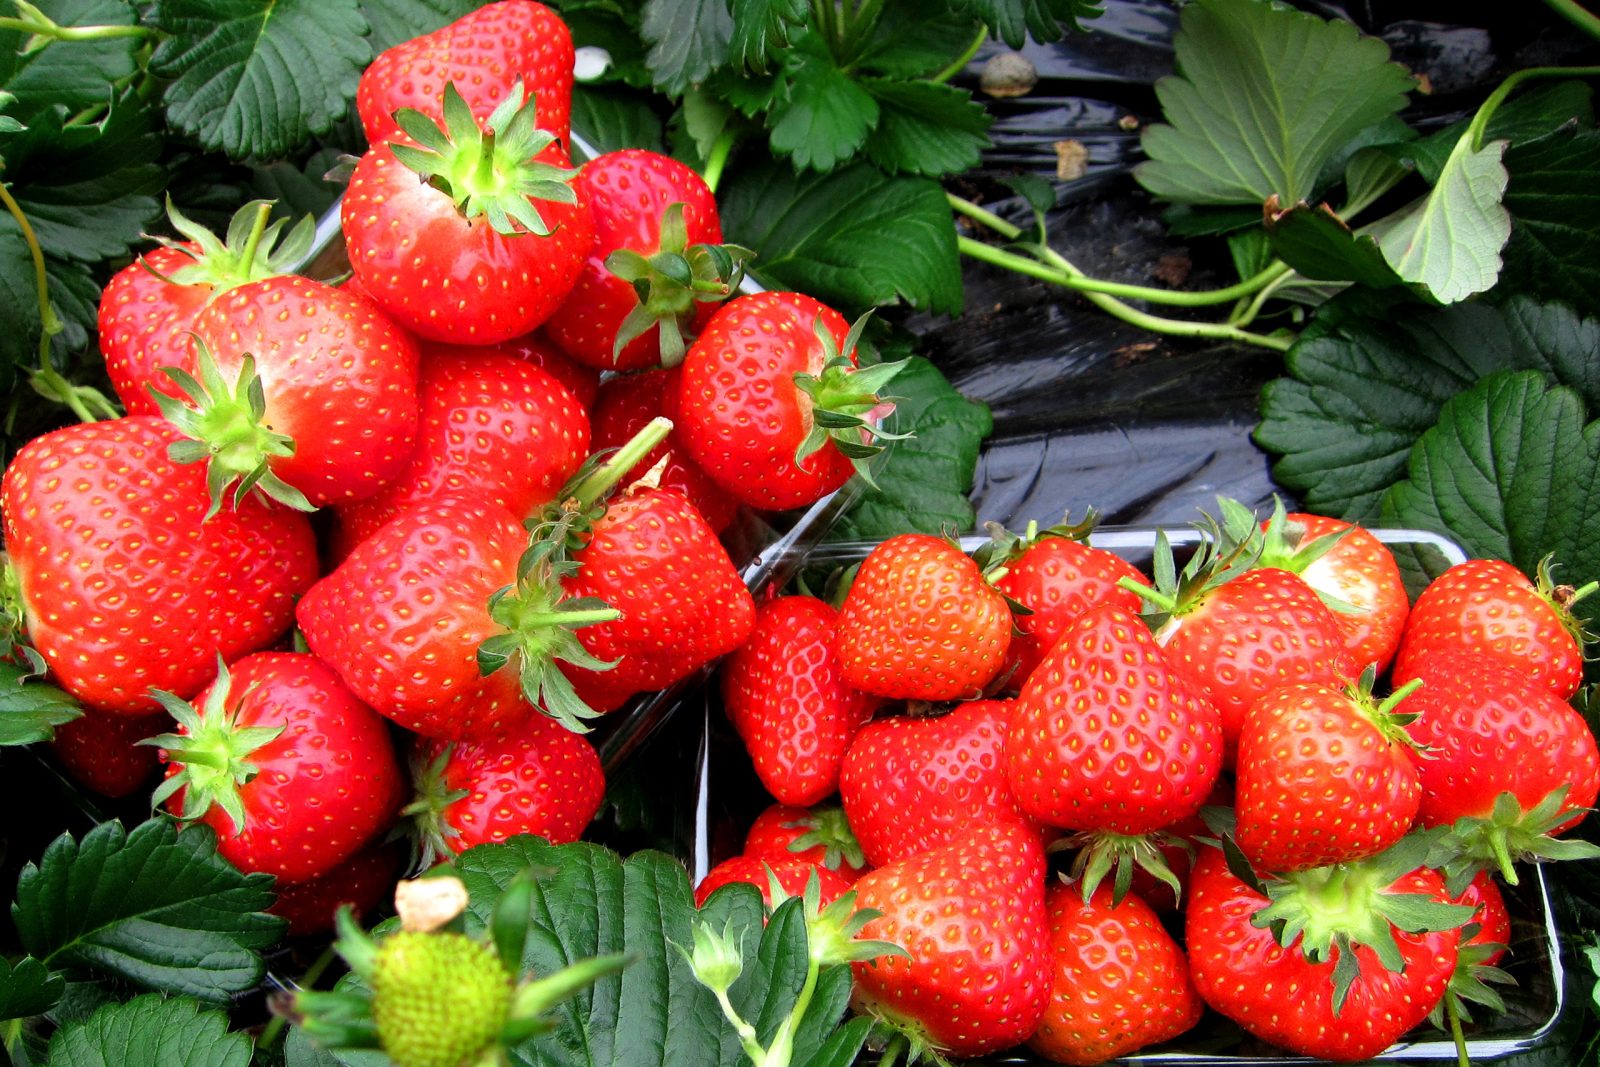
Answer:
xmin=517 ymin=607 xmax=621 ymax=628
xmin=762 ymin=957 xmax=822 ymax=1067
xmin=1228 ymin=267 xmax=1297 ymax=328
xmin=931 ymin=26 xmax=989 ymax=84
xmin=1537 ymin=0 xmax=1600 ymax=42
xmin=258 ymin=946 xmax=337 ymax=1050
xmin=1467 ymin=65 xmax=1600 ymax=150
xmin=877 ymin=1033 xmax=909 ymax=1067
xmin=0 ymin=15 xmax=151 ymax=40
xmin=711 ymin=986 xmax=767 ymax=1066
xmin=701 ymin=130 xmax=735 ymax=195
xmin=810 ymin=0 xmax=841 ymax=53
xmin=1445 ymin=992 xmax=1470 ymax=1067
xmin=236 ymin=201 xmax=274 ymax=277
xmin=839 ymin=0 xmax=885 ymax=52
xmin=567 ymin=416 xmax=674 ymax=510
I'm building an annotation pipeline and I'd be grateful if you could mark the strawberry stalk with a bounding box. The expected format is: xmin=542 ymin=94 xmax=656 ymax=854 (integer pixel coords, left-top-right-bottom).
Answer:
xmin=478 ymin=574 xmax=620 ymax=734
xmin=1426 ymin=785 xmax=1600 ymax=891
xmin=524 ymin=416 xmax=674 ymax=564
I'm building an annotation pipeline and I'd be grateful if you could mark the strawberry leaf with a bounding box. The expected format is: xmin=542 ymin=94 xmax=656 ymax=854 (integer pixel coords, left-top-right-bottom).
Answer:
xmin=1501 ymin=124 xmax=1600 ymax=319
xmin=45 ymin=994 xmax=254 ymax=1067
xmin=860 ymin=79 xmax=992 ymax=178
xmin=0 ymin=0 xmax=141 ymax=121
xmin=358 ymin=0 xmax=479 ymax=53
xmin=150 ymin=0 xmax=371 ymax=160
xmin=953 ymin=0 xmax=1102 ymax=47
xmin=0 ymin=662 xmax=82 ymax=745
xmin=571 ymin=86 xmax=667 ymax=156
xmin=1264 ymin=201 xmax=1421 ymax=293
xmin=642 ymin=0 xmax=733 ymax=96
xmin=729 ymin=0 xmax=808 ymax=73
xmin=766 ymin=46 xmax=878 ymax=172
xmin=12 ymin=819 xmax=284 ymax=1002
xmin=0 ymin=956 xmax=64 ymax=1022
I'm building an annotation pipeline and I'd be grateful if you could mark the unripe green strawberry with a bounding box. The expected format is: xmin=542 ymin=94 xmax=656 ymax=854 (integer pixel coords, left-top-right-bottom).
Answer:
xmin=371 ymin=930 xmax=513 ymax=1067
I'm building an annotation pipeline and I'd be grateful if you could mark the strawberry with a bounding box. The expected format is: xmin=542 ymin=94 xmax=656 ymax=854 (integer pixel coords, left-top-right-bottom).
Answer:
xmin=840 ymin=698 xmax=1042 ymax=869
xmin=978 ymin=513 xmax=1148 ymax=686
xmin=148 ymin=652 xmax=405 ymax=883
xmin=368 ymin=928 xmax=514 ymax=1067
xmin=742 ymin=803 xmax=870 ymax=880
xmin=1234 ymin=672 xmax=1423 ymax=873
xmin=721 ymin=594 xmax=878 ymax=806
xmin=407 ymin=713 xmax=605 ymax=862
xmin=329 ymin=349 xmax=589 ymax=559
xmin=271 ymin=844 xmax=402 ymax=937
xmin=849 ymin=822 xmax=1051 ymax=1058
xmin=1393 ymin=557 xmax=1590 ymax=700
xmin=590 ymin=367 xmax=737 ymax=533
xmin=357 ymin=0 xmax=574 ymax=149
xmin=48 ymin=708 xmax=167 ymax=799
xmin=1027 ymin=882 xmax=1204 ymax=1065
xmin=694 ymin=854 xmax=852 ymax=908
xmin=1397 ymin=648 xmax=1600 ymax=884
xmin=97 ymin=200 xmax=314 ymax=417
xmin=1430 ymin=871 xmax=1516 ymax=1035
xmin=0 ymin=416 xmax=318 ymax=715
xmin=1126 ymin=776 xmax=1234 ymax=912
xmin=1454 ymin=871 xmax=1511 ymax=965
xmin=343 ymin=82 xmax=594 ymax=345
xmin=1006 ymin=604 xmax=1222 ymax=900
xmin=545 ymin=149 xmax=744 ymax=370
xmin=1186 ymin=842 xmax=1467 ymax=1062
xmin=834 ymin=533 xmax=1012 ymax=701
xmin=677 ymin=292 xmax=905 ymax=511
xmin=418 ymin=331 xmax=600 ymax=409
xmin=165 ymin=274 xmax=421 ymax=510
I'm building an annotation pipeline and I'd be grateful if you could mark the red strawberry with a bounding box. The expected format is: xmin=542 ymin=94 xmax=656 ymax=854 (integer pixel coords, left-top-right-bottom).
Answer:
xmin=149 ymin=652 xmax=405 ymax=883
xmin=330 ymin=349 xmax=589 ymax=559
xmin=742 ymin=803 xmax=870 ymax=880
xmin=721 ymin=594 xmax=878 ymax=806
xmin=545 ymin=149 xmax=742 ymax=370
xmin=418 ymin=331 xmax=600 ymax=410
xmin=343 ymin=83 xmax=594 ymax=345
xmin=407 ymin=713 xmax=605 ymax=862
xmin=1234 ymin=673 xmax=1423 ymax=873
xmin=1186 ymin=844 xmax=1465 ymax=1062
xmin=1454 ymin=871 xmax=1511 ymax=964
xmin=694 ymin=854 xmax=852 ymax=908
xmin=0 ymin=416 xmax=318 ymax=715
xmin=841 ymin=698 xmax=1042 ymax=869
xmin=167 ymin=274 xmax=420 ymax=510
xmin=1027 ymin=882 xmax=1204 ymax=1065
xmin=1430 ymin=871 xmax=1516 ymax=1033
xmin=1127 ymin=776 xmax=1234 ymax=912
xmin=834 ymin=533 xmax=1012 ymax=701
xmin=1393 ymin=557 xmax=1590 ymax=699
xmin=849 ymin=822 xmax=1051 ymax=1058
xmin=590 ymin=368 xmax=737 ymax=533
xmin=49 ymin=708 xmax=167 ymax=799
xmin=357 ymin=0 xmax=574 ymax=149
xmin=979 ymin=514 xmax=1147 ymax=686
xmin=1005 ymin=604 xmax=1222 ymax=899
xmin=270 ymin=844 xmax=402 ymax=937
xmin=677 ymin=292 xmax=905 ymax=511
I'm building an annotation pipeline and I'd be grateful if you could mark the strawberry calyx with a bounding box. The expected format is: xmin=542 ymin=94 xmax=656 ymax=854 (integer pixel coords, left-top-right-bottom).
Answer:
xmin=390 ymin=80 xmax=578 ymax=237
xmin=973 ymin=508 xmax=1100 ymax=577
xmin=1218 ymin=496 xmax=1361 ymax=615
xmin=1344 ymin=664 xmax=1427 ymax=749
xmin=1426 ymin=921 xmax=1515 ymax=1032
xmin=144 ymin=657 xmax=285 ymax=837
xmin=781 ymin=806 xmax=867 ymax=872
xmin=1059 ymin=829 xmax=1188 ymax=907
xmin=401 ymin=744 xmax=472 ymax=870
xmin=1117 ymin=520 xmax=1256 ymax=633
xmin=1534 ymin=554 xmax=1597 ymax=651
xmin=147 ymin=197 xmax=315 ymax=294
xmin=1424 ymin=785 xmax=1600 ymax=893
xmin=0 ymin=556 xmax=45 ymax=679
xmin=791 ymin=313 xmax=912 ymax=491
xmin=605 ymin=202 xmax=753 ymax=367
xmin=152 ymin=338 xmax=313 ymax=518
xmin=525 ymin=416 xmax=674 ymax=564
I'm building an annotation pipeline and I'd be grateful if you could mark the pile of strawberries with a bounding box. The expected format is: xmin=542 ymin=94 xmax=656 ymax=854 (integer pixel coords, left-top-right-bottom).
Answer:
xmin=704 ymin=504 xmax=1598 ymax=1064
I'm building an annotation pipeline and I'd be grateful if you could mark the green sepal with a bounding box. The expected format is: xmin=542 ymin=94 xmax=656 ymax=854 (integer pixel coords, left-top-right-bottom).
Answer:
xmin=400 ymin=744 xmax=473 ymax=872
xmin=507 ymin=951 xmax=630 ymax=1024
xmin=1425 ymin=786 xmax=1600 ymax=894
xmin=1118 ymin=509 xmax=1260 ymax=633
xmin=1220 ymin=495 xmax=1361 ymax=615
xmin=0 ymin=556 xmax=47 ymax=679
xmin=972 ymin=509 xmax=1101 ymax=576
xmin=791 ymin=313 xmax=912 ymax=491
xmin=148 ymin=198 xmax=316 ymax=293
xmin=781 ymin=806 xmax=866 ymax=872
xmin=524 ymin=417 xmax=677 ymax=571
xmin=677 ymin=916 xmax=748 ymax=995
xmin=1425 ymin=924 xmax=1515 ymax=1030
xmin=1067 ymin=830 xmax=1188 ymax=908
xmin=794 ymin=872 xmax=905 ymax=969
xmin=491 ymin=873 xmax=537 ymax=973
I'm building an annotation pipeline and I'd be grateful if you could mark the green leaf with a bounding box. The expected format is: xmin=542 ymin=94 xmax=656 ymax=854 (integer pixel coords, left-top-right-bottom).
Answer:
xmin=150 ymin=0 xmax=371 ymax=160
xmin=766 ymin=48 xmax=878 ymax=172
xmin=358 ymin=0 xmax=478 ymax=54
xmin=954 ymin=0 xmax=1102 ymax=48
xmin=832 ymin=354 xmax=992 ymax=538
xmin=855 ymin=9 xmax=987 ymax=80
xmin=248 ymin=147 xmax=348 ymax=225
xmin=729 ymin=0 xmax=808 ymax=73
xmin=641 ymin=0 xmax=733 ymax=96
xmin=0 ymin=662 xmax=83 ymax=746
xmin=45 ymin=994 xmax=254 ymax=1067
xmin=1371 ymin=133 xmax=1510 ymax=303
xmin=12 ymin=819 xmax=285 ymax=1002
xmin=1254 ymin=297 xmax=1600 ymax=522
xmin=1380 ymin=372 xmax=1600 ymax=610
xmin=0 ymin=957 xmax=64 ymax=1022
xmin=1501 ymin=124 xmax=1600 ymax=319
xmin=719 ymin=160 xmax=961 ymax=314
xmin=860 ymin=78 xmax=991 ymax=178
xmin=1382 ymin=81 xmax=1594 ymax=186
xmin=571 ymin=86 xmax=666 ymax=156
xmin=0 ymin=0 xmax=141 ymax=122
xmin=1135 ymin=0 xmax=1414 ymax=207
xmin=1265 ymin=202 xmax=1418 ymax=291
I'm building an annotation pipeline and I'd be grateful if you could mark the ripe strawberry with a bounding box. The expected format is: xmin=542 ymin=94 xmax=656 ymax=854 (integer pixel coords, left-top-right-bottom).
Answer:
xmin=677 ymin=292 xmax=905 ymax=511
xmin=1127 ymin=776 xmax=1234 ymax=912
xmin=1234 ymin=672 xmax=1423 ymax=873
xmin=148 ymin=652 xmax=405 ymax=883
xmin=418 ymin=331 xmax=600 ymax=409
xmin=0 ymin=416 xmax=318 ymax=715
xmin=1186 ymin=843 xmax=1465 ymax=1062
xmin=1027 ymin=883 xmax=1204 ymax=1065
xmin=978 ymin=514 xmax=1147 ymax=686
xmin=407 ymin=714 xmax=605 ymax=863
xmin=835 ymin=533 xmax=1012 ymax=701
xmin=168 ymin=274 xmax=421 ymax=510
xmin=721 ymin=594 xmax=879 ymax=806
xmin=742 ymin=803 xmax=870 ymax=880
xmin=1454 ymin=871 xmax=1511 ymax=964
xmin=97 ymin=200 xmax=313 ymax=417
xmin=590 ymin=367 xmax=736 ymax=533
xmin=1006 ymin=604 xmax=1222 ymax=899
xmin=369 ymin=928 xmax=514 ymax=1067
xmin=1430 ymin=871 xmax=1516 ymax=1033
xmin=271 ymin=844 xmax=402 ymax=937
xmin=840 ymin=698 xmax=1042 ymax=869
xmin=1393 ymin=557 xmax=1590 ymax=699
xmin=694 ymin=854 xmax=852 ymax=908
xmin=1398 ymin=648 xmax=1600 ymax=883
xmin=850 ymin=823 xmax=1051 ymax=1058
xmin=343 ymin=82 xmax=594 ymax=345
xmin=545 ymin=149 xmax=744 ymax=370
xmin=330 ymin=349 xmax=589 ymax=558
xmin=48 ymin=708 xmax=167 ymax=799
xmin=357 ymin=0 xmax=574 ymax=148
